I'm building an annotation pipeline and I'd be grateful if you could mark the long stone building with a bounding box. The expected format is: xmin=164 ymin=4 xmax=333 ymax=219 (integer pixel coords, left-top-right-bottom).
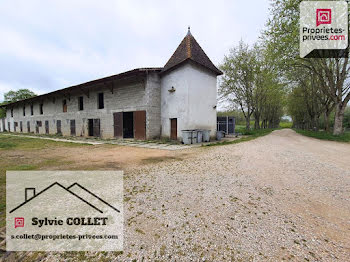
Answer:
xmin=0 ymin=29 xmax=222 ymax=141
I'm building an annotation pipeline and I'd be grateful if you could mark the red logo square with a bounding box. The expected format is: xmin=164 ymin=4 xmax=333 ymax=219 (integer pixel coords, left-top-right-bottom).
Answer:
xmin=14 ymin=217 xmax=24 ymax=228
xmin=316 ymin=9 xmax=332 ymax=27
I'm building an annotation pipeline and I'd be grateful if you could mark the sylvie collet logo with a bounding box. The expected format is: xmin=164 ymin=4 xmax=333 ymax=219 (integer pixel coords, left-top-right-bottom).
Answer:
xmin=10 ymin=182 xmax=120 ymax=228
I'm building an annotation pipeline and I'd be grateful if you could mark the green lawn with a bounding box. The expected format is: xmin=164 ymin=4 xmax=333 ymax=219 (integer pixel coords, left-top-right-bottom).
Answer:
xmin=206 ymin=128 xmax=277 ymax=147
xmin=294 ymin=129 xmax=350 ymax=142
xmin=235 ymin=122 xmax=292 ymax=132
xmin=279 ymin=122 xmax=293 ymax=128
xmin=0 ymin=134 xmax=91 ymax=227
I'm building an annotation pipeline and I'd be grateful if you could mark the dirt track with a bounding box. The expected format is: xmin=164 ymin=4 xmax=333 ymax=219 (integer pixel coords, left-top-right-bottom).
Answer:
xmin=24 ymin=129 xmax=350 ymax=261
xmin=116 ymin=129 xmax=350 ymax=261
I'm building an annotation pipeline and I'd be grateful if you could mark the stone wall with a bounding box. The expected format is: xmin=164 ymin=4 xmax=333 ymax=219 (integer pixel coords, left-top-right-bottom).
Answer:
xmin=3 ymin=74 xmax=161 ymax=139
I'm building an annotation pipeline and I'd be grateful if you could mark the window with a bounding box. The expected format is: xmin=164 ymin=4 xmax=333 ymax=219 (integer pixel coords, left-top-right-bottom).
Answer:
xmin=98 ymin=93 xmax=104 ymax=109
xmin=11 ymin=108 xmax=13 ymax=117
xmin=79 ymin=96 xmax=84 ymax=111
xmin=30 ymin=105 xmax=34 ymax=115
xmin=63 ymin=99 xmax=67 ymax=112
xmin=40 ymin=104 xmax=43 ymax=115
xmin=23 ymin=106 xmax=26 ymax=116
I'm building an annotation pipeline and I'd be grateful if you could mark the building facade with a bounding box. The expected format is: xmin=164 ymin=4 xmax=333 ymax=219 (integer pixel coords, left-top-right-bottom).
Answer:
xmin=0 ymin=29 xmax=222 ymax=141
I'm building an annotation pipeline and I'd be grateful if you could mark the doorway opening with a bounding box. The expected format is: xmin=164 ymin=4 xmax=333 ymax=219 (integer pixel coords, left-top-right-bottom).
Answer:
xmin=70 ymin=120 xmax=76 ymax=136
xmin=88 ymin=119 xmax=93 ymax=136
xmin=57 ymin=120 xmax=61 ymax=135
xmin=123 ymin=112 xmax=134 ymax=138
xmin=45 ymin=120 xmax=49 ymax=134
xmin=113 ymin=111 xmax=146 ymax=139
xmin=170 ymin=118 xmax=177 ymax=140
xmin=88 ymin=119 xmax=100 ymax=137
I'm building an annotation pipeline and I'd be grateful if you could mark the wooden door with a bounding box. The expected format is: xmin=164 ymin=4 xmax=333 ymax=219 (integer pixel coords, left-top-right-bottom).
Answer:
xmin=57 ymin=120 xmax=61 ymax=135
xmin=170 ymin=118 xmax=177 ymax=140
xmin=35 ymin=121 xmax=40 ymax=134
xmin=45 ymin=120 xmax=49 ymax=134
xmin=134 ymin=111 xmax=146 ymax=140
xmin=93 ymin=119 xmax=100 ymax=137
xmin=27 ymin=121 xmax=30 ymax=133
xmin=88 ymin=119 xmax=93 ymax=136
xmin=113 ymin=112 xmax=123 ymax=138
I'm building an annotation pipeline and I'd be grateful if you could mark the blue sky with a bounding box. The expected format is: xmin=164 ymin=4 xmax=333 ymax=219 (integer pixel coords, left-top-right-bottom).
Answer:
xmin=0 ymin=0 xmax=270 ymax=101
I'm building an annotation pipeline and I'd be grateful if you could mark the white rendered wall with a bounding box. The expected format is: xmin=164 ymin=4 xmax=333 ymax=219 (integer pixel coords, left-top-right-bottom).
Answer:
xmin=160 ymin=63 xmax=217 ymax=140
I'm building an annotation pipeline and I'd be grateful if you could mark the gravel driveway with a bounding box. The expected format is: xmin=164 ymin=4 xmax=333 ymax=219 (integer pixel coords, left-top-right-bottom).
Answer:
xmin=46 ymin=129 xmax=350 ymax=261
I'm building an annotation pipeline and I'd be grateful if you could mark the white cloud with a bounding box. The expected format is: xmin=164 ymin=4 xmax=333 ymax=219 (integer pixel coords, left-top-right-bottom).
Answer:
xmin=0 ymin=0 xmax=270 ymax=102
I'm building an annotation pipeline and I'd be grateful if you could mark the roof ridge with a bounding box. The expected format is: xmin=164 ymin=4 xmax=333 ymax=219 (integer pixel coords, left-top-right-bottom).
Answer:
xmin=186 ymin=34 xmax=191 ymax=58
xmin=0 ymin=67 xmax=163 ymax=108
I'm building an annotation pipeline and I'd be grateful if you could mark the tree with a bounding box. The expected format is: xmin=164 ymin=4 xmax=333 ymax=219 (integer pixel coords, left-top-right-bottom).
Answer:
xmin=0 ymin=89 xmax=37 ymax=118
xmin=287 ymin=67 xmax=336 ymax=131
xmin=344 ymin=106 xmax=350 ymax=129
xmin=4 ymin=89 xmax=37 ymax=103
xmin=0 ymin=102 xmax=6 ymax=118
xmin=253 ymin=44 xmax=286 ymax=129
xmin=288 ymin=86 xmax=309 ymax=129
xmin=265 ymin=0 xmax=350 ymax=135
xmin=303 ymin=59 xmax=350 ymax=134
xmin=219 ymin=41 xmax=257 ymax=130
xmin=220 ymin=40 xmax=285 ymax=130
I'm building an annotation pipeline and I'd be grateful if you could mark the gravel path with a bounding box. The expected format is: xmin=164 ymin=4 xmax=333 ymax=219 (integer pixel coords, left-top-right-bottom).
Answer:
xmin=45 ymin=129 xmax=350 ymax=261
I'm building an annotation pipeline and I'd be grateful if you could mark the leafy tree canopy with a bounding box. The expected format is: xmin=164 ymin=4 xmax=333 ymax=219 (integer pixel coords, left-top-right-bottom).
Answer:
xmin=3 ymin=89 xmax=37 ymax=103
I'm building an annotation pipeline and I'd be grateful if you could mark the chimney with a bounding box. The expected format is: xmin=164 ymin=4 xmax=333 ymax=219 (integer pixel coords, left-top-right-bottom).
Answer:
xmin=25 ymin=188 xmax=36 ymax=201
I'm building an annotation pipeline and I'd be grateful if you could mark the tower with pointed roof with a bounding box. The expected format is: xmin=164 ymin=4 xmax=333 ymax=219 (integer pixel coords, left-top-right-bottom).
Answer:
xmin=162 ymin=27 xmax=222 ymax=76
xmin=160 ymin=28 xmax=221 ymax=140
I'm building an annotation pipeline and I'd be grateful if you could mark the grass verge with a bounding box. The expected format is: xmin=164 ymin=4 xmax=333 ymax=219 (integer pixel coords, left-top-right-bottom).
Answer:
xmin=0 ymin=133 xmax=90 ymax=150
xmin=294 ymin=129 xmax=350 ymax=142
xmin=0 ymin=134 xmax=91 ymax=227
xmin=206 ymin=128 xmax=277 ymax=147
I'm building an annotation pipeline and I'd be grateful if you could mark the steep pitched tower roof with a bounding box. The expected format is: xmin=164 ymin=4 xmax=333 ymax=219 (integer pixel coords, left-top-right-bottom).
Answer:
xmin=162 ymin=27 xmax=223 ymax=75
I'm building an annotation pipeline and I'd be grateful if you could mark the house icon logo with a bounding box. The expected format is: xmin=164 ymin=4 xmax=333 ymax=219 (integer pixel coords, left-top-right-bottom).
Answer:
xmin=10 ymin=182 xmax=120 ymax=215
xmin=316 ymin=8 xmax=332 ymax=27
